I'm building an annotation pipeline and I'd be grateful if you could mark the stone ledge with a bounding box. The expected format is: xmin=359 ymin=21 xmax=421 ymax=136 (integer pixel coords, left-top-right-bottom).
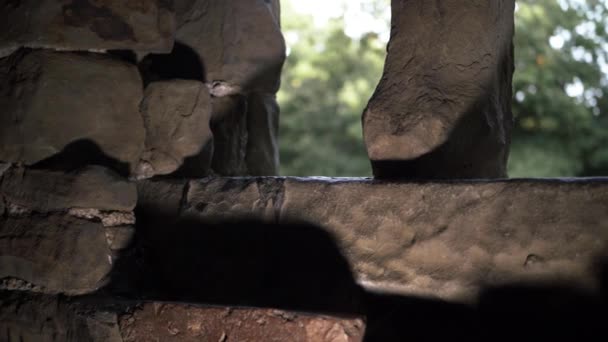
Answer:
xmin=0 ymin=291 xmax=364 ymax=342
xmin=138 ymin=177 xmax=608 ymax=303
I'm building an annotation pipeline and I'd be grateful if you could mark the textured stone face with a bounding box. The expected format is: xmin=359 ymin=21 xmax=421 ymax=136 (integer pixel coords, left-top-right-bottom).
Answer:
xmin=0 ymin=292 xmax=365 ymax=342
xmin=209 ymin=95 xmax=250 ymax=176
xmin=0 ymin=165 xmax=136 ymax=294
xmin=138 ymin=177 xmax=608 ymax=302
xmin=0 ymin=215 xmax=113 ymax=294
xmin=0 ymin=50 xmax=145 ymax=175
xmin=175 ymin=0 xmax=286 ymax=94
xmin=120 ymin=303 xmax=364 ymax=342
xmin=205 ymin=93 xmax=281 ymax=176
xmin=136 ymin=80 xmax=213 ymax=179
xmin=363 ymin=0 xmax=515 ymax=179
xmin=0 ymin=292 xmax=124 ymax=342
xmin=0 ymin=0 xmax=175 ymax=58
xmin=156 ymin=0 xmax=286 ymax=177
xmin=245 ymin=93 xmax=281 ymax=176
xmin=0 ymin=166 xmax=137 ymax=212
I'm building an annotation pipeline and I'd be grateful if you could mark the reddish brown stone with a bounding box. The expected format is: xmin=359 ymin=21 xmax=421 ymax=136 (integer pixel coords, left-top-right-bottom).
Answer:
xmin=120 ymin=304 xmax=365 ymax=342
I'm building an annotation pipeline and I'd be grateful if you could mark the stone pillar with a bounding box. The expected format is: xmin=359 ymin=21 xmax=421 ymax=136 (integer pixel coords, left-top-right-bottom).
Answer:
xmin=363 ymin=0 xmax=515 ymax=179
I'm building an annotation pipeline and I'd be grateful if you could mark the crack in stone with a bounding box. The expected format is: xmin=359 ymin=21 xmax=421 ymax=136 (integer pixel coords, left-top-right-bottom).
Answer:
xmin=256 ymin=178 xmax=285 ymax=223
xmin=68 ymin=208 xmax=135 ymax=227
xmin=179 ymin=179 xmax=192 ymax=214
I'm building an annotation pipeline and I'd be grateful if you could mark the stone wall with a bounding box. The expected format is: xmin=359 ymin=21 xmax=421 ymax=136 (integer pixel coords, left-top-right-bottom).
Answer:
xmin=1 ymin=1 xmax=607 ymax=341
xmin=0 ymin=0 xmax=285 ymax=179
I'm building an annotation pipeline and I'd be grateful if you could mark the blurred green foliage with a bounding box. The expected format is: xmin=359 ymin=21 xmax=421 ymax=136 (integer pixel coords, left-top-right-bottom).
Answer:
xmin=278 ymin=0 xmax=608 ymax=177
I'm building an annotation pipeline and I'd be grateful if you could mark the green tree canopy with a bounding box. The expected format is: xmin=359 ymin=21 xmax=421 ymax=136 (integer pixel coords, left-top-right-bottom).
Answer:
xmin=510 ymin=0 xmax=608 ymax=177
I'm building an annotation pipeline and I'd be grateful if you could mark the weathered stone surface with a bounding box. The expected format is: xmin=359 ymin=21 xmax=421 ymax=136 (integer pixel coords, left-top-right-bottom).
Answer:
xmin=0 ymin=50 xmax=145 ymax=175
xmin=136 ymin=179 xmax=187 ymax=218
xmin=147 ymin=1 xmax=286 ymax=177
xmin=0 ymin=165 xmax=135 ymax=293
xmin=210 ymin=95 xmax=250 ymax=175
xmin=363 ymin=1 xmax=515 ymax=179
xmin=0 ymin=292 xmax=364 ymax=342
xmin=0 ymin=214 xmax=113 ymax=294
xmin=175 ymin=0 xmax=286 ymax=94
xmin=140 ymin=177 xmax=608 ymax=302
xmin=204 ymin=93 xmax=281 ymax=176
xmin=136 ymin=80 xmax=213 ymax=179
xmin=246 ymin=93 xmax=280 ymax=176
xmin=0 ymin=165 xmax=137 ymax=213
xmin=0 ymin=292 xmax=123 ymax=342
xmin=120 ymin=303 xmax=364 ymax=342
xmin=0 ymin=0 xmax=175 ymax=58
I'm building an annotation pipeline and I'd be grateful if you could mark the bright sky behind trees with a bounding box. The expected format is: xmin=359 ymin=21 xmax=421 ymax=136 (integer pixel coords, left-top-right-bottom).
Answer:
xmin=288 ymin=0 xmax=391 ymax=42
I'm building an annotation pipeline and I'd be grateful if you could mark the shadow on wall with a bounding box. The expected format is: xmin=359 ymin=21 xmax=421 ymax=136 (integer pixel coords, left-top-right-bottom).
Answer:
xmin=138 ymin=41 xmax=206 ymax=86
xmin=31 ymin=139 xmax=131 ymax=177
xmin=102 ymin=205 xmax=608 ymax=342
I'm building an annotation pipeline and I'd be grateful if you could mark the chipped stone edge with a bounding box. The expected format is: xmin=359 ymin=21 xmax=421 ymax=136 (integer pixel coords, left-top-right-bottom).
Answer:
xmin=0 ymin=44 xmax=109 ymax=59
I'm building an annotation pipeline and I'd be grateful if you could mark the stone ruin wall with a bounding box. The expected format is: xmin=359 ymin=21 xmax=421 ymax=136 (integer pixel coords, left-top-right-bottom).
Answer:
xmin=0 ymin=1 xmax=607 ymax=341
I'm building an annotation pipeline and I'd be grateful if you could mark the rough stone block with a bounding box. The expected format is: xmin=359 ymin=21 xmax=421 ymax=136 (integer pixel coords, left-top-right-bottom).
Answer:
xmin=0 ymin=50 xmax=145 ymax=175
xmin=0 ymin=0 xmax=175 ymax=58
xmin=0 ymin=215 xmax=114 ymax=295
xmin=143 ymin=0 xmax=286 ymax=177
xmin=175 ymin=0 xmax=286 ymax=94
xmin=203 ymin=93 xmax=281 ymax=176
xmin=209 ymin=95 xmax=250 ymax=176
xmin=0 ymin=292 xmax=365 ymax=342
xmin=136 ymin=80 xmax=213 ymax=179
xmin=245 ymin=93 xmax=280 ymax=176
xmin=136 ymin=179 xmax=187 ymax=218
xmin=0 ymin=165 xmax=136 ymax=213
xmin=0 ymin=292 xmax=123 ymax=342
xmin=138 ymin=177 xmax=608 ymax=303
xmin=0 ymin=166 xmax=136 ymax=294
xmin=363 ymin=1 xmax=515 ymax=179
xmin=120 ymin=303 xmax=364 ymax=342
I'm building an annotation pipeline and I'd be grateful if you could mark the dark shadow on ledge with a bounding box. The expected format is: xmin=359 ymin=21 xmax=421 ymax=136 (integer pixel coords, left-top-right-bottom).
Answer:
xmin=108 ymin=210 xmax=363 ymax=314
xmin=101 ymin=206 xmax=608 ymax=341
xmin=31 ymin=139 xmax=130 ymax=177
